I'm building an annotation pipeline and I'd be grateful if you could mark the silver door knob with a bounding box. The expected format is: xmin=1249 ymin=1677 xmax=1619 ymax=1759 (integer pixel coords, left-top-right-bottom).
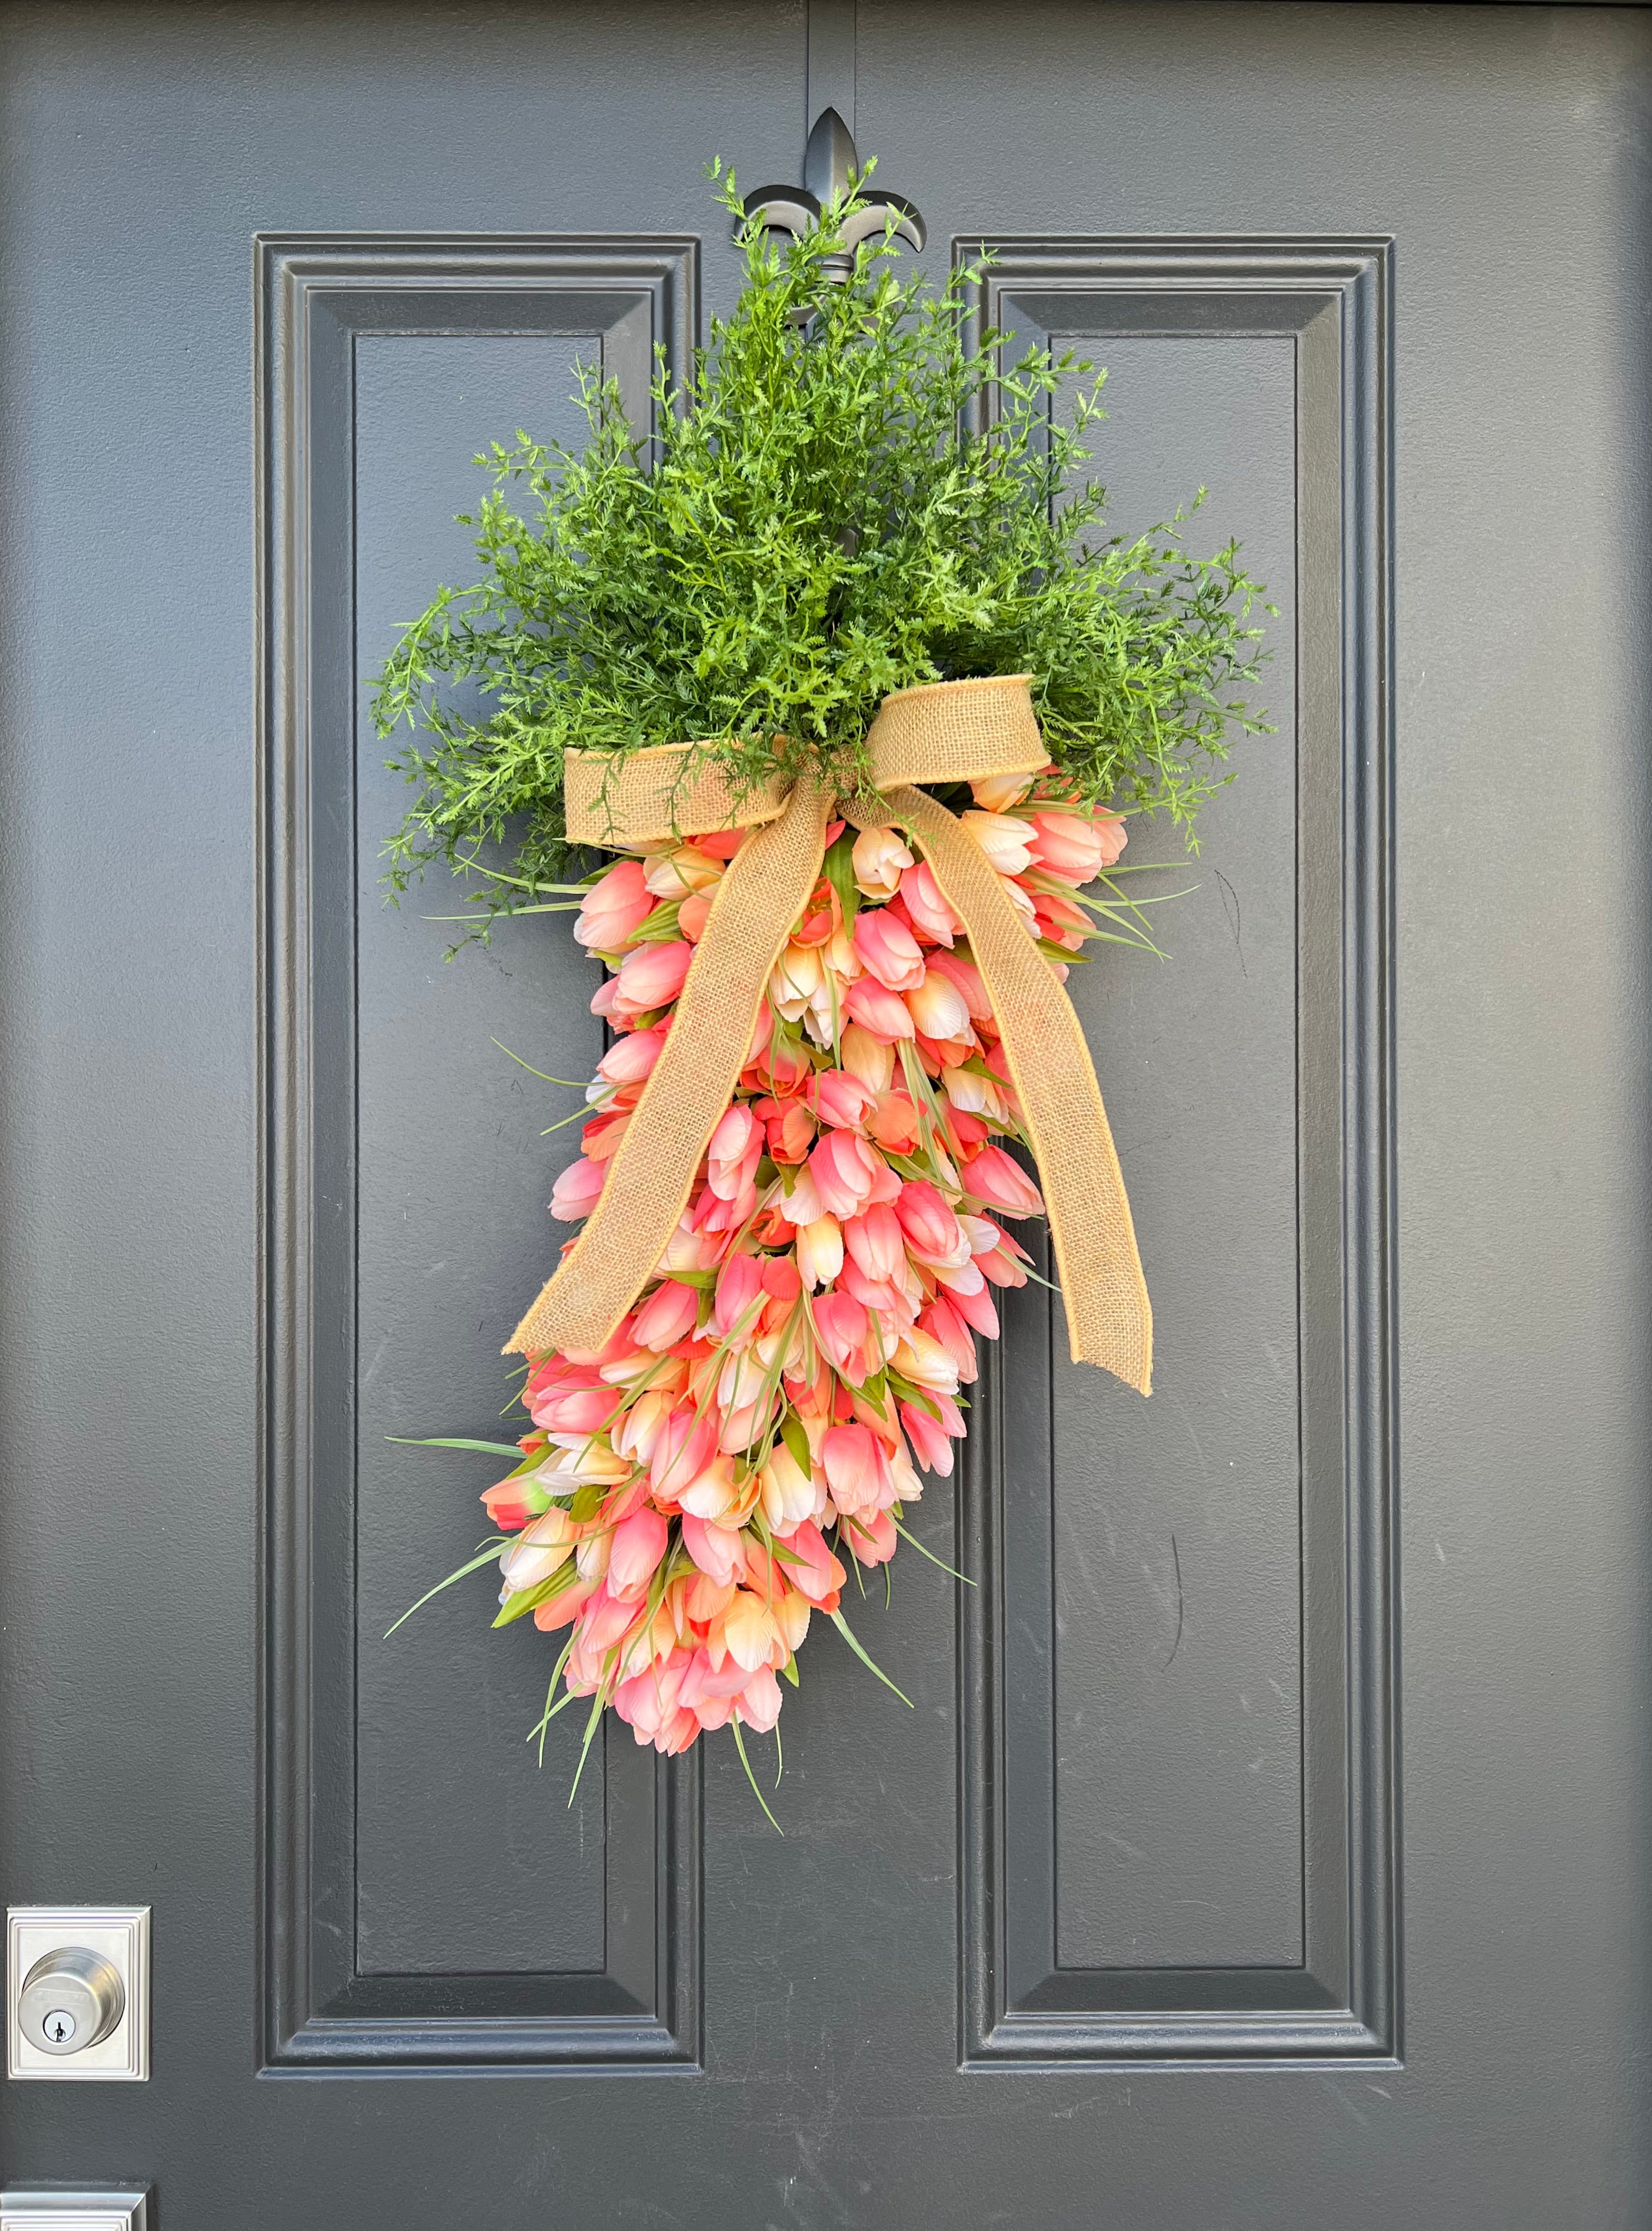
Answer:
xmin=16 ymin=1947 xmax=126 ymax=2056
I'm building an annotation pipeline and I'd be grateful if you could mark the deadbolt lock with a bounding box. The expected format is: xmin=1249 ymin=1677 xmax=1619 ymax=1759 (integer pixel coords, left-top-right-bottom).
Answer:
xmin=17 ymin=1948 xmax=126 ymax=2056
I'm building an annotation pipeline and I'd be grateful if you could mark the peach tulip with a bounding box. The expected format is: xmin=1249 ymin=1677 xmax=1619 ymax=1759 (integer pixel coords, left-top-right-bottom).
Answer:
xmin=840 ymin=1022 xmax=895 ymax=1092
xmin=898 ymin=861 xmax=958 ymax=946
xmin=1027 ymin=808 xmax=1127 ymax=880
xmin=851 ymin=825 xmax=914 ymax=897
xmin=960 ymin=809 xmax=1036 ymax=875
xmin=905 ymin=966 xmax=971 ymax=1043
xmin=795 ymin=1213 xmax=844 ymax=1291
xmin=970 ymin=769 xmax=1036 ymax=813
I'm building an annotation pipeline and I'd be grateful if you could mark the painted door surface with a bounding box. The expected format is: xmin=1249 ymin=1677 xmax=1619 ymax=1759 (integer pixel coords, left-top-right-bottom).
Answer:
xmin=2 ymin=4 xmax=1648 ymax=2224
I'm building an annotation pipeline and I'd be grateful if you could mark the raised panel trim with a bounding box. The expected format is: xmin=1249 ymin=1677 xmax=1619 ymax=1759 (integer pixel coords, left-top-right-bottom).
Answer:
xmin=956 ymin=238 xmax=1396 ymax=2068
xmin=255 ymin=235 xmax=702 ymax=2072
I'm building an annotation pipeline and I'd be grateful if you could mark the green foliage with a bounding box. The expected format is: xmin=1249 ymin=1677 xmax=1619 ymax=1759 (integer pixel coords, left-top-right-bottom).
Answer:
xmin=373 ymin=163 xmax=1271 ymax=922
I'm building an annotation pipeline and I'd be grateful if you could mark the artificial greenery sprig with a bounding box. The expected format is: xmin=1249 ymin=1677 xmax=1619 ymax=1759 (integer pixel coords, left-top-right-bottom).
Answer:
xmin=373 ymin=162 xmax=1269 ymax=922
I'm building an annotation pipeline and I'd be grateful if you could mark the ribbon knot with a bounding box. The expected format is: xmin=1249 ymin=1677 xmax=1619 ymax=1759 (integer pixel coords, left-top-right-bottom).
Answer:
xmin=507 ymin=674 xmax=1151 ymax=1394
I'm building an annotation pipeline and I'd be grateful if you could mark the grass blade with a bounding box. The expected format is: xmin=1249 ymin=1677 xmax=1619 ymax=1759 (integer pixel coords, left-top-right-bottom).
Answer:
xmin=731 ymin=1717 xmax=784 ymax=1834
xmin=829 ymin=1608 xmax=913 ymax=1707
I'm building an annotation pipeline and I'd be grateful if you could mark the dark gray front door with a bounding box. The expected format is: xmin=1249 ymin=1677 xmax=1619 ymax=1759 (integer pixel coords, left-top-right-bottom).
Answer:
xmin=3 ymin=5 xmax=1648 ymax=2224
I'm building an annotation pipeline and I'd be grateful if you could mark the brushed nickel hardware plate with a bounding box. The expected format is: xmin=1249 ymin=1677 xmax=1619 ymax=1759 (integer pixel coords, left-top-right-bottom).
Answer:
xmin=6 ymin=1909 xmax=150 ymax=2081
xmin=0 ymin=2193 xmax=149 ymax=2231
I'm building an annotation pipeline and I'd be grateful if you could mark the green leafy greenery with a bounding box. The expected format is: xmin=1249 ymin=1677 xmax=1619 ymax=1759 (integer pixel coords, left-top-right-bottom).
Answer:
xmin=373 ymin=163 xmax=1270 ymax=923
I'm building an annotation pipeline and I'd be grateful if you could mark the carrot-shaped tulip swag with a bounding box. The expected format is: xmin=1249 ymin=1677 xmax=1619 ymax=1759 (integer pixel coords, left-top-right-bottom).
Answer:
xmin=376 ymin=164 xmax=1267 ymax=1818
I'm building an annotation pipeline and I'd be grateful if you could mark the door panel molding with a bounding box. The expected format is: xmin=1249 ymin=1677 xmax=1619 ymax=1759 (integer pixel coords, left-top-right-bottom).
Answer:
xmin=956 ymin=240 xmax=1396 ymax=2067
xmin=255 ymin=237 xmax=702 ymax=2071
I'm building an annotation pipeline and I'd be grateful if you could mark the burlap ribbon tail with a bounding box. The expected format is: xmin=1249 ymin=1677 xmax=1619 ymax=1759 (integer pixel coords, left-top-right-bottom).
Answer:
xmin=505 ymin=674 xmax=1152 ymax=1395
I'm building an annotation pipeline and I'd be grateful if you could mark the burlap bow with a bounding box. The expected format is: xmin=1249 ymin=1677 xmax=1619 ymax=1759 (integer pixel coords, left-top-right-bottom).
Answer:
xmin=506 ymin=674 xmax=1152 ymax=1394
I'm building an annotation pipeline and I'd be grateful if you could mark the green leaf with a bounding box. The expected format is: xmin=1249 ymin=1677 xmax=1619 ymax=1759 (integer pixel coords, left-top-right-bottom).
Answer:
xmin=388 ymin=1436 xmax=527 ymax=1458
xmin=385 ymin=1541 xmax=507 ymax=1638
xmin=829 ymin=1608 xmax=914 ymax=1708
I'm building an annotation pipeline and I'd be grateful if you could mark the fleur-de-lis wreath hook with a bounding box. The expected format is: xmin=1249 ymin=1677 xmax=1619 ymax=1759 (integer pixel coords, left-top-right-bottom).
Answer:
xmin=739 ymin=106 xmax=926 ymax=290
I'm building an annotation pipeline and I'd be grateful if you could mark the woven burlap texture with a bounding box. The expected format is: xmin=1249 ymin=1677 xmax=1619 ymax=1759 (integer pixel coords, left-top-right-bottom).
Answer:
xmin=508 ymin=674 xmax=1152 ymax=1395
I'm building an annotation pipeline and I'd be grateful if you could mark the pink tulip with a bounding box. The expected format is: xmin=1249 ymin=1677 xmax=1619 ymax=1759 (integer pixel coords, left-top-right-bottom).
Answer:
xmin=734 ymin=1665 xmax=784 ymax=1732
xmin=776 ymin=1520 xmax=845 ymax=1610
xmin=844 ymin=976 xmax=916 ymax=1044
xmin=707 ymin=1104 xmax=761 ymax=1201
xmin=843 ymin=1202 xmax=906 ymax=1285
xmin=895 ymin=1181 xmax=966 ymax=1264
xmin=943 ymin=1275 xmax=1000 ymax=1338
xmin=921 ymin=1298 xmax=979 ymax=1383
xmin=853 ymin=908 xmax=927 ymax=992
xmin=614 ymin=1650 xmax=689 ymax=1741
xmin=679 ymin=892 xmax=712 ymax=942
xmin=813 ymin=1292 xmax=872 ymax=1382
xmin=613 ymin=938 xmax=693 ymax=1018
xmin=1027 ymin=808 xmax=1127 ymax=880
xmin=898 ymin=861 xmax=958 ymax=946
xmin=899 ymin=1399 xmax=956 ymax=1477
xmin=651 ymin=1406 xmax=720 ymax=1500
xmin=574 ymin=1583 xmax=637 ymax=1654
xmin=841 ymin=1506 xmax=898 ymax=1567
xmin=810 ymin=1128 xmax=881 ymax=1220
xmin=550 ymin=1154 xmax=605 ymax=1222
xmin=822 ymin=1422 xmax=891 ymax=1514
xmin=838 ymin=1267 xmax=909 ymax=1330
xmin=960 ymin=810 xmax=1036 ymax=874
xmin=810 ymin=1069 xmax=877 ymax=1130
xmin=631 ymin=1279 xmax=700 ymax=1351
xmin=712 ymin=1251 xmax=764 ymax=1340
xmin=527 ymin=1381 xmax=611 ymax=1433
xmin=961 ymin=1144 xmax=1045 ymax=1218
xmin=963 ymin=1213 xmax=1031 ymax=1288
xmin=905 ymin=966 xmax=971 ymax=1043
xmin=596 ymin=1027 xmax=665 ymax=1086
xmin=850 ymin=825 xmax=913 ymax=897
xmin=575 ymin=858 xmax=655 ymax=952
xmin=681 ymin=1512 xmax=743 ymax=1586
xmin=607 ymin=1506 xmax=668 ymax=1600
